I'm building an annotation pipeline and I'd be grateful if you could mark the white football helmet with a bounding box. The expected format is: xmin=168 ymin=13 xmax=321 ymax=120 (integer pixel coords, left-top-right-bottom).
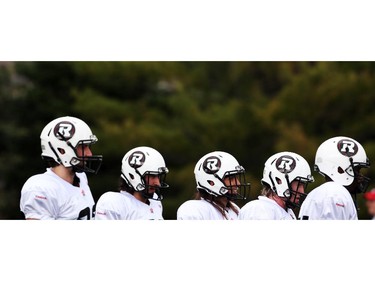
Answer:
xmin=261 ymin=151 xmax=314 ymax=208
xmin=194 ymin=151 xmax=250 ymax=200
xmin=121 ymin=146 xmax=169 ymax=200
xmin=315 ymin=136 xmax=370 ymax=193
xmin=40 ymin=116 xmax=102 ymax=174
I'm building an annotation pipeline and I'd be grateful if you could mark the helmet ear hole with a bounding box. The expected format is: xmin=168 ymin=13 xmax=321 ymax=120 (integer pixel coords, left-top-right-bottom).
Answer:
xmin=337 ymin=167 xmax=345 ymax=174
xmin=129 ymin=173 xmax=135 ymax=180
xmin=207 ymin=180 xmax=215 ymax=186
xmin=276 ymin=177 xmax=282 ymax=184
xmin=58 ymin=148 xmax=65 ymax=154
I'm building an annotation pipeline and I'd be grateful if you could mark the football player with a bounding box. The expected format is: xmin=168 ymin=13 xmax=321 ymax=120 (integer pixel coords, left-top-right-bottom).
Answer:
xmin=177 ymin=151 xmax=250 ymax=220
xmin=239 ymin=151 xmax=313 ymax=220
xmin=95 ymin=146 xmax=169 ymax=220
xmin=299 ymin=136 xmax=370 ymax=220
xmin=20 ymin=116 xmax=102 ymax=219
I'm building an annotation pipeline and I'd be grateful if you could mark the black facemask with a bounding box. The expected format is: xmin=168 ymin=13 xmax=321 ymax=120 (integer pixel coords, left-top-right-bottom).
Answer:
xmin=71 ymin=140 xmax=103 ymax=174
xmin=215 ymin=169 xmax=251 ymax=201
xmin=347 ymin=157 xmax=370 ymax=194
xmin=139 ymin=170 xmax=169 ymax=201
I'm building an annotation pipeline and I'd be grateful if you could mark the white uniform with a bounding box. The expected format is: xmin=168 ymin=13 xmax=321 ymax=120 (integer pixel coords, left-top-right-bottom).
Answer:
xmin=239 ymin=196 xmax=296 ymax=220
xmin=177 ymin=199 xmax=240 ymax=220
xmin=20 ymin=168 xmax=95 ymax=220
xmin=298 ymin=181 xmax=357 ymax=220
xmin=95 ymin=191 xmax=163 ymax=220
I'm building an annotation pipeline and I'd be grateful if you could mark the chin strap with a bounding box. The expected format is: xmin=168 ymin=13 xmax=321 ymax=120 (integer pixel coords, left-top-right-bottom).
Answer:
xmin=353 ymin=193 xmax=359 ymax=212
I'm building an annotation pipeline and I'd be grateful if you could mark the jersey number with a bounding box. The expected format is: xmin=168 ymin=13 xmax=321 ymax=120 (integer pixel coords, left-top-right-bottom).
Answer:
xmin=77 ymin=205 xmax=96 ymax=220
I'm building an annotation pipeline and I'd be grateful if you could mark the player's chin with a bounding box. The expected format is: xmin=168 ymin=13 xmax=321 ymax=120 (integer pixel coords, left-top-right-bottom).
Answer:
xmin=291 ymin=197 xmax=300 ymax=204
xmin=228 ymin=189 xmax=238 ymax=195
xmin=148 ymin=187 xmax=156 ymax=193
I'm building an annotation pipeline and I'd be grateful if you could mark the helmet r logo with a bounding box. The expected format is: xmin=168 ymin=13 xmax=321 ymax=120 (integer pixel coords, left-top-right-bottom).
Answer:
xmin=54 ymin=121 xmax=75 ymax=140
xmin=129 ymin=151 xmax=145 ymax=168
xmin=203 ymin=156 xmax=221 ymax=174
xmin=337 ymin=139 xmax=358 ymax=157
xmin=275 ymin=155 xmax=296 ymax=173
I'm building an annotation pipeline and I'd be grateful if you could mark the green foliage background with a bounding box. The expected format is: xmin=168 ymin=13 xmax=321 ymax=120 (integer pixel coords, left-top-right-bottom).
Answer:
xmin=1 ymin=61 xmax=374 ymax=219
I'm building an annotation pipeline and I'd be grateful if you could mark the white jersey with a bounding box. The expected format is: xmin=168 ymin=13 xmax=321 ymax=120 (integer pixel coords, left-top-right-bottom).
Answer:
xmin=299 ymin=181 xmax=358 ymax=220
xmin=239 ymin=196 xmax=296 ymax=220
xmin=20 ymin=168 xmax=95 ymax=220
xmin=95 ymin=191 xmax=163 ymax=220
xmin=177 ymin=199 xmax=240 ymax=220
